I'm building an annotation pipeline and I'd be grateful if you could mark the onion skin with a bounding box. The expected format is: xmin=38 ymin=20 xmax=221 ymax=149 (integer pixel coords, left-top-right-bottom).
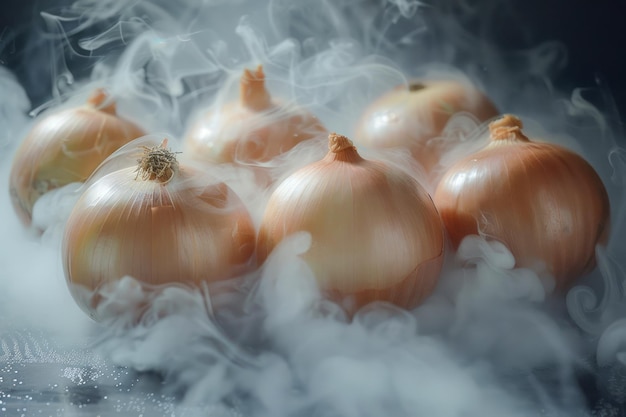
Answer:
xmin=355 ymin=79 xmax=499 ymax=174
xmin=183 ymin=65 xmax=327 ymax=165
xmin=257 ymin=133 xmax=444 ymax=313
xmin=62 ymin=141 xmax=256 ymax=319
xmin=9 ymin=89 xmax=146 ymax=226
xmin=433 ymin=115 xmax=610 ymax=290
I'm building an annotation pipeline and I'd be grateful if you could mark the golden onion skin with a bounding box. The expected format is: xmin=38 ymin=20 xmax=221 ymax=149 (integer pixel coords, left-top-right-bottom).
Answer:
xmin=183 ymin=65 xmax=327 ymax=165
xmin=433 ymin=115 xmax=610 ymax=290
xmin=355 ymin=79 xmax=499 ymax=174
xmin=62 ymin=160 xmax=255 ymax=319
xmin=257 ymin=134 xmax=444 ymax=313
xmin=9 ymin=89 xmax=146 ymax=226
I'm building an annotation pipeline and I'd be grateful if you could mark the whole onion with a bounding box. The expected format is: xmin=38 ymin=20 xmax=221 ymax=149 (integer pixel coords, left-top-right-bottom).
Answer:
xmin=257 ymin=133 xmax=445 ymax=314
xmin=354 ymin=78 xmax=498 ymax=176
xmin=62 ymin=139 xmax=256 ymax=319
xmin=183 ymin=65 xmax=327 ymax=167
xmin=433 ymin=115 xmax=610 ymax=290
xmin=9 ymin=89 xmax=146 ymax=226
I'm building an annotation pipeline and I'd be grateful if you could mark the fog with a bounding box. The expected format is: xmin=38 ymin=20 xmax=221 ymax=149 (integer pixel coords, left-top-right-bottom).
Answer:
xmin=1 ymin=0 xmax=625 ymax=416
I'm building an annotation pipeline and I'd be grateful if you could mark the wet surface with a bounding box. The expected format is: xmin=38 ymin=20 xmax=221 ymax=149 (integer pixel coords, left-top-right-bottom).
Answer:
xmin=0 ymin=361 xmax=246 ymax=416
xmin=2 ymin=362 xmax=163 ymax=416
xmin=1 ymin=325 xmax=626 ymax=417
xmin=0 ymin=328 xmax=241 ymax=417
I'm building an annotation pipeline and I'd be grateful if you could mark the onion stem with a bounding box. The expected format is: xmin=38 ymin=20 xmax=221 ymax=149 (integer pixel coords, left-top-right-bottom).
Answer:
xmin=408 ymin=82 xmax=425 ymax=92
xmin=328 ymin=133 xmax=364 ymax=163
xmin=240 ymin=65 xmax=271 ymax=111
xmin=329 ymin=133 xmax=355 ymax=153
xmin=86 ymin=88 xmax=117 ymax=115
xmin=489 ymin=114 xmax=530 ymax=142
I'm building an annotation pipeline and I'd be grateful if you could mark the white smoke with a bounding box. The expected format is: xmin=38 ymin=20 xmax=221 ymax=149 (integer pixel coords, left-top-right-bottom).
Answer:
xmin=1 ymin=0 xmax=625 ymax=416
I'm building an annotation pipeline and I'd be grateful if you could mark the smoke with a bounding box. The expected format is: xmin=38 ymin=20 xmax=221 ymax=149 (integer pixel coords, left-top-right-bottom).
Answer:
xmin=0 ymin=67 xmax=30 ymax=148
xmin=1 ymin=0 xmax=625 ymax=416
xmin=85 ymin=233 xmax=591 ymax=416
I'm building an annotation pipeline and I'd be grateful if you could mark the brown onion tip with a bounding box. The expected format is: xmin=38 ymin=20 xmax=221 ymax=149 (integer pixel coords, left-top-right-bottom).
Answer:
xmin=136 ymin=139 xmax=179 ymax=183
xmin=408 ymin=81 xmax=426 ymax=92
xmin=328 ymin=133 xmax=356 ymax=153
xmin=489 ymin=114 xmax=529 ymax=142
xmin=240 ymin=64 xmax=271 ymax=111
xmin=87 ymin=88 xmax=117 ymax=115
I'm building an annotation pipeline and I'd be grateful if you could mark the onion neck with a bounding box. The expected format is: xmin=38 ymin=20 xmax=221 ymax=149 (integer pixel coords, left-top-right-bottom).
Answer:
xmin=408 ymin=81 xmax=426 ymax=92
xmin=240 ymin=65 xmax=272 ymax=111
xmin=489 ymin=114 xmax=530 ymax=143
xmin=328 ymin=133 xmax=364 ymax=163
xmin=137 ymin=139 xmax=179 ymax=183
xmin=87 ymin=88 xmax=117 ymax=115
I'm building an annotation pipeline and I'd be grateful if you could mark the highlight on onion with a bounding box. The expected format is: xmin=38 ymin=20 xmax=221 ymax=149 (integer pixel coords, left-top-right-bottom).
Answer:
xmin=433 ymin=114 xmax=610 ymax=290
xmin=62 ymin=138 xmax=256 ymax=320
xmin=183 ymin=65 xmax=327 ymax=167
xmin=354 ymin=78 xmax=499 ymax=176
xmin=9 ymin=88 xmax=147 ymax=227
xmin=257 ymin=133 xmax=445 ymax=314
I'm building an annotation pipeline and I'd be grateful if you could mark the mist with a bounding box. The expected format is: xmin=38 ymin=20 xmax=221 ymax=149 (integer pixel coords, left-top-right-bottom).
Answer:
xmin=1 ymin=0 xmax=625 ymax=416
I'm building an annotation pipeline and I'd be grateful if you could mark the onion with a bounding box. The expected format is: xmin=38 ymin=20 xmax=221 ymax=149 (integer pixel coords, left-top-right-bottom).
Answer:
xmin=62 ymin=139 xmax=256 ymax=319
xmin=433 ymin=115 xmax=610 ymax=290
xmin=354 ymin=78 xmax=499 ymax=175
xmin=257 ymin=133 xmax=445 ymax=313
xmin=9 ymin=89 xmax=146 ymax=226
xmin=183 ymin=65 xmax=327 ymax=167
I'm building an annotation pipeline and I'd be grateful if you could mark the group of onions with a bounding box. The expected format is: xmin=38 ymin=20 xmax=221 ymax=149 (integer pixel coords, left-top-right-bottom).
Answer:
xmin=8 ymin=65 xmax=611 ymax=319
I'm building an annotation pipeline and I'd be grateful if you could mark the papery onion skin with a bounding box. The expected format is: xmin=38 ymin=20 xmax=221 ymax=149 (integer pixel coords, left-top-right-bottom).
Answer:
xmin=183 ymin=65 xmax=327 ymax=165
xmin=257 ymin=133 xmax=445 ymax=313
xmin=9 ymin=89 xmax=146 ymax=226
xmin=354 ymin=79 xmax=499 ymax=174
xmin=433 ymin=115 xmax=610 ymax=290
xmin=62 ymin=141 xmax=256 ymax=319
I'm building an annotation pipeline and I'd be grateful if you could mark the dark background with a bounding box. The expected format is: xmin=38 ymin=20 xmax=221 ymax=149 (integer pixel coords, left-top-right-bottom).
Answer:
xmin=1 ymin=0 xmax=625 ymax=120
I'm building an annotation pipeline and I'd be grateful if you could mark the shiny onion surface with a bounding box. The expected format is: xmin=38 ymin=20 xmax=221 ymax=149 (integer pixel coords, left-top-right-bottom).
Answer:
xmin=355 ymin=78 xmax=498 ymax=175
xmin=9 ymin=89 xmax=146 ymax=226
xmin=434 ymin=114 xmax=610 ymax=290
xmin=257 ymin=133 xmax=445 ymax=314
xmin=184 ymin=65 xmax=327 ymax=166
xmin=62 ymin=139 xmax=256 ymax=319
